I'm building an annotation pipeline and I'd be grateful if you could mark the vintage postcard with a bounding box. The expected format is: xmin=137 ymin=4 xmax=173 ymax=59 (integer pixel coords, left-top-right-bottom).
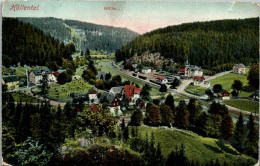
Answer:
xmin=1 ymin=1 xmax=259 ymax=165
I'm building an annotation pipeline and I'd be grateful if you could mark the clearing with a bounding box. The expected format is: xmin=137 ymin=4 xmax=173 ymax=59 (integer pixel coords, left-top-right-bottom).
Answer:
xmin=223 ymin=99 xmax=259 ymax=114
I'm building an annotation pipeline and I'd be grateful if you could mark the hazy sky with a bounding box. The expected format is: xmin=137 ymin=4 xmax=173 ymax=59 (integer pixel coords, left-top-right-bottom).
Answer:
xmin=2 ymin=1 xmax=259 ymax=34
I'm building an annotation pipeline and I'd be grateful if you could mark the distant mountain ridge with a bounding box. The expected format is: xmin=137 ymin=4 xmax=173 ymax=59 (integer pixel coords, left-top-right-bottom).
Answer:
xmin=15 ymin=17 xmax=139 ymax=53
xmin=116 ymin=17 xmax=259 ymax=70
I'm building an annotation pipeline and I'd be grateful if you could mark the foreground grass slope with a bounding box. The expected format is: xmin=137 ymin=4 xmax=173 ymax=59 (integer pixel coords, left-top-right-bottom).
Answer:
xmin=136 ymin=126 xmax=257 ymax=165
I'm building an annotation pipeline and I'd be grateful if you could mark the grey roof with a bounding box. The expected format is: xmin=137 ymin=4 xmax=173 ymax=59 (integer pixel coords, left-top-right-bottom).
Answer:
xmin=110 ymin=86 xmax=124 ymax=94
xmin=88 ymin=86 xmax=99 ymax=94
xmin=234 ymin=63 xmax=246 ymax=68
xmin=100 ymin=91 xmax=116 ymax=103
xmin=31 ymin=67 xmax=51 ymax=76
xmin=57 ymin=69 xmax=66 ymax=74
xmin=186 ymin=65 xmax=202 ymax=71
xmin=2 ymin=75 xmax=19 ymax=83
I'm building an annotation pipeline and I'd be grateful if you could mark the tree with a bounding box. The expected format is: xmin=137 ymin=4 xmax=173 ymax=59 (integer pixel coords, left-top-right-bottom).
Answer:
xmin=208 ymin=101 xmax=228 ymax=117
xmin=105 ymin=72 xmax=112 ymax=81
xmin=57 ymin=72 xmax=68 ymax=85
xmin=159 ymin=84 xmax=167 ymax=92
xmin=111 ymin=75 xmax=122 ymax=86
xmin=206 ymin=114 xmax=222 ymax=138
xmin=85 ymin=48 xmax=90 ymax=59
xmin=130 ymin=109 xmax=143 ymax=126
xmin=220 ymin=114 xmax=234 ymax=141
xmin=144 ymin=105 xmax=161 ymax=126
xmin=140 ymin=84 xmax=152 ymax=101
xmin=232 ymin=80 xmax=243 ymax=93
xmin=164 ymin=93 xmax=175 ymax=111
xmin=39 ymin=73 xmax=49 ymax=96
xmin=170 ymin=78 xmax=181 ymax=89
xmin=245 ymin=113 xmax=258 ymax=157
xmin=247 ymin=63 xmax=259 ymax=90
xmin=159 ymin=104 xmax=174 ymax=126
xmin=95 ymin=79 xmax=104 ymax=90
xmin=213 ymin=84 xmax=222 ymax=93
xmin=88 ymin=60 xmax=97 ymax=75
xmin=232 ymin=112 xmax=245 ymax=152
xmin=175 ymin=100 xmax=190 ymax=129
xmin=82 ymin=69 xmax=96 ymax=84
xmin=187 ymin=99 xmax=202 ymax=128
xmin=13 ymin=137 xmax=53 ymax=166
xmin=205 ymin=89 xmax=214 ymax=99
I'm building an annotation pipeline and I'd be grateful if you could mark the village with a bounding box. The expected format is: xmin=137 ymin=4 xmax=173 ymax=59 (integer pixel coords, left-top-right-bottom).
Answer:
xmin=2 ymin=54 xmax=259 ymax=124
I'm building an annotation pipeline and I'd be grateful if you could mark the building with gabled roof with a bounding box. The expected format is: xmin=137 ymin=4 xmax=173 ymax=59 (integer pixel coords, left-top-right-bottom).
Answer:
xmin=185 ymin=65 xmax=203 ymax=78
xmin=88 ymin=86 xmax=99 ymax=103
xmin=110 ymin=86 xmax=124 ymax=95
xmin=2 ymin=75 xmax=20 ymax=90
xmin=29 ymin=67 xmax=53 ymax=85
xmin=233 ymin=63 xmax=246 ymax=74
xmin=155 ymin=76 xmax=168 ymax=84
xmin=123 ymin=85 xmax=142 ymax=103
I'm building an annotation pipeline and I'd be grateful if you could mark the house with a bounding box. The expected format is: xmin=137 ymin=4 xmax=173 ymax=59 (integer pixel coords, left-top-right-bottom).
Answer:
xmin=2 ymin=75 xmax=20 ymax=90
xmin=218 ymin=90 xmax=230 ymax=100
xmin=88 ymin=86 xmax=99 ymax=103
xmin=91 ymin=104 xmax=99 ymax=112
xmin=233 ymin=64 xmax=246 ymax=74
xmin=141 ymin=68 xmax=152 ymax=74
xmin=123 ymin=85 xmax=142 ymax=103
xmin=49 ymin=72 xmax=59 ymax=83
xmin=100 ymin=91 xmax=121 ymax=115
xmin=109 ymin=86 xmax=124 ymax=95
xmin=155 ymin=76 xmax=168 ymax=84
xmin=193 ymin=76 xmax=210 ymax=87
xmin=29 ymin=67 xmax=52 ymax=85
xmin=178 ymin=68 xmax=185 ymax=75
xmin=185 ymin=65 xmax=203 ymax=78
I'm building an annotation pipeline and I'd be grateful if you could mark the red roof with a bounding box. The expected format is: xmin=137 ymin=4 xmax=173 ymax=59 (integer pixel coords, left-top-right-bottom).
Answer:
xmin=178 ymin=69 xmax=185 ymax=73
xmin=52 ymin=72 xmax=59 ymax=77
xmin=156 ymin=76 xmax=166 ymax=80
xmin=193 ymin=76 xmax=205 ymax=82
xmin=124 ymin=85 xmax=142 ymax=98
xmin=91 ymin=104 xmax=99 ymax=112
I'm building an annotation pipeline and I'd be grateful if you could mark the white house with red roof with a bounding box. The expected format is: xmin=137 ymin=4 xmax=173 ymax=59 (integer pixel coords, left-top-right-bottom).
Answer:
xmin=88 ymin=86 xmax=99 ymax=103
xmin=123 ymin=85 xmax=142 ymax=103
xmin=193 ymin=76 xmax=210 ymax=88
xmin=155 ymin=76 xmax=168 ymax=84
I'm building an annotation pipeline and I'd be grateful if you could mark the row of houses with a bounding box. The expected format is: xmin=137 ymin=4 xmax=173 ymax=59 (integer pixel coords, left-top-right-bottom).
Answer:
xmin=86 ymin=84 xmax=143 ymax=115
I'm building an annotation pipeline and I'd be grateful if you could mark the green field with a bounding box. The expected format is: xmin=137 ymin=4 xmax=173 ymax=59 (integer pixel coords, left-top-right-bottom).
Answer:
xmin=135 ymin=126 xmax=256 ymax=165
xmin=224 ymin=100 xmax=259 ymax=114
xmin=15 ymin=67 xmax=30 ymax=78
xmin=96 ymin=60 xmax=160 ymax=96
xmin=186 ymin=85 xmax=208 ymax=96
xmin=209 ymin=73 xmax=253 ymax=97
xmin=11 ymin=92 xmax=40 ymax=103
xmin=48 ymin=80 xmax=93 ymax=102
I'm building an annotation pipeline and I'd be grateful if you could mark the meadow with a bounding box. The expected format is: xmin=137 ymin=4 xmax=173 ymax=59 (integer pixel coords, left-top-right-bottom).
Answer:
xmin=186 ymin=85 xmax=208 ymax=96
xmin=134 ymin=126 xmax=257 ymax=165
xmin=11 ymin=92 xmax=40 ymax=103
xmin=209 ymin=73 xmax=253 ymax=97
xmin=223 ymin=100 xmax=259 ymax=114
xmin=48 ymin=80 xmax=93 ymax=102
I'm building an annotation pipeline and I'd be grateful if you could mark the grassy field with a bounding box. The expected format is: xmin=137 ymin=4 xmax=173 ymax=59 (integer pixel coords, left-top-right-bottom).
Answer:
xmin=209 ymin=73 xmax=253 ymax=98
xmin=11 ymin=92 xmax=40 ymax=103
xmin=96 ymin=60 xmax=160 ymax=96
xmin=186 ymin=85 xmax=208 ymax=96
xmin=75 ymin=66 xmax=85 ymax=76
xmin=15 ymin=67 xmax=30 ymax=78
xmin=48 ymin=80 xmax=93 ymax=102
xmin=135 ymin=126 xmax=256 ymax=165
xmin=223 ymin=100 xmax=259 ymax=114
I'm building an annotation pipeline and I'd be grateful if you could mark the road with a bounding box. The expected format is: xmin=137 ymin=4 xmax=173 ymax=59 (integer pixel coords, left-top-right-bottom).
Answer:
xmin=110 ymin=63 xmax=258 ymax=122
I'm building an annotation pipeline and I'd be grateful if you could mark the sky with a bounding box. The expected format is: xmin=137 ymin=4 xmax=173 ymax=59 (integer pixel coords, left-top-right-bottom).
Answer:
xmin=2 ymin=1 xmax=259 ymax=34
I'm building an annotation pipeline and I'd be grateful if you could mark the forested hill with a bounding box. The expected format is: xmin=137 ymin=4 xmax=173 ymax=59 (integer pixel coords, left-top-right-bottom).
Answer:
xmin=116 ymin=18 xmax=259 ymax=70
xmin=2 ymin=18 xmax=76 ymax=67
xmin=16 ymin=17 xmax=139 ymax=53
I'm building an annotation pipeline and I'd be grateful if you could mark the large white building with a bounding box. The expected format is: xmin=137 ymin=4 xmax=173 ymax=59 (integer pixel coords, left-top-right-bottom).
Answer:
xmin=185 ymin=65 xmax=203 ymax=78
xmin=29 ymin=67 xmax=53 ymax=85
